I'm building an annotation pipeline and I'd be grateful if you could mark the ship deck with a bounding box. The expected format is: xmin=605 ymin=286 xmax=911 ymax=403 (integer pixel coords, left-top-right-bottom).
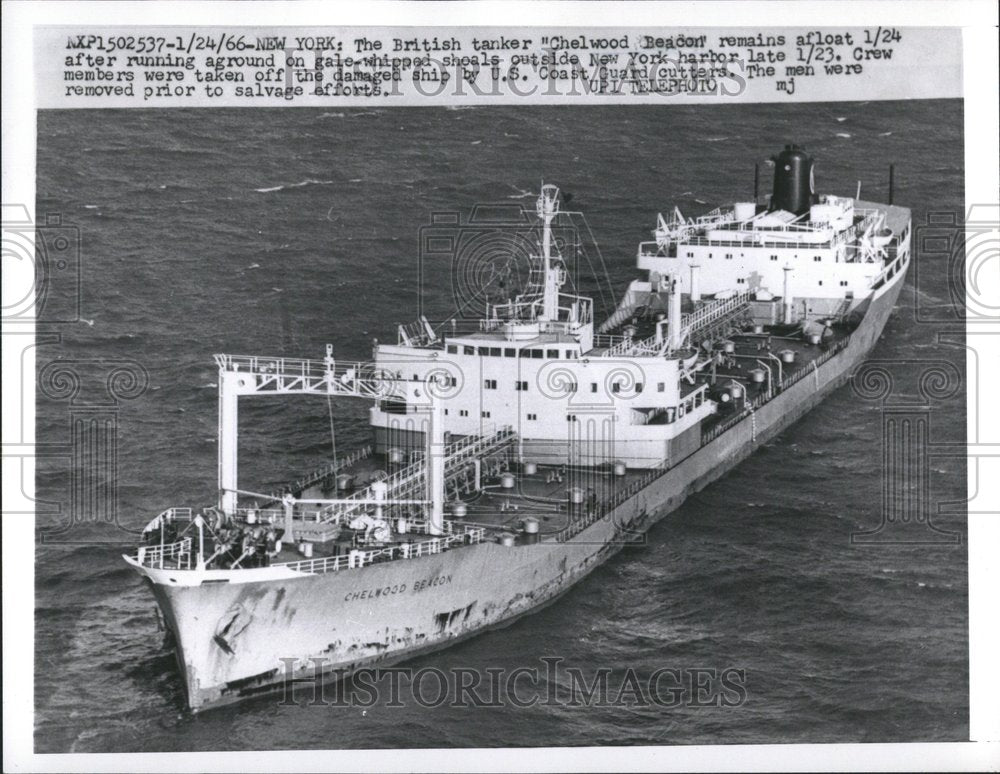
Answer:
xmin=133 ymin=312 xmax=861 ymax=576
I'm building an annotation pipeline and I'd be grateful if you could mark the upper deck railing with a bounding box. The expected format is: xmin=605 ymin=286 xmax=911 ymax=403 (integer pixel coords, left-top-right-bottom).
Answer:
xmin=637 ymin=209 xmax=883 ymax=258
xmin=275 ymin=523 xmax=488 ymax=576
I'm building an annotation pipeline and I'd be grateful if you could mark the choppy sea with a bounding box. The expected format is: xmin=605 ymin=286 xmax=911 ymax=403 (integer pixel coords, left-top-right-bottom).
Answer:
xmin=34 ymin=101 xmax=967 ymax=751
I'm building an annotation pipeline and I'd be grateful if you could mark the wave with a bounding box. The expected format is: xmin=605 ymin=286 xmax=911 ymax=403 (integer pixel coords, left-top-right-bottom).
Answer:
xmin=507 ymin=185 xmax=534 ymax=199
xmin=254 ymin=179 xmax=335 ymax=193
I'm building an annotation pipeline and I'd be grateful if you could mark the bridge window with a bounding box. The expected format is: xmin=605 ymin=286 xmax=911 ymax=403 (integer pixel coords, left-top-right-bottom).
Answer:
xmin=531 ymin=350 xmax=543 ymax=359
xmin=477 ymin=347 xmax=490 ymax=356
xmin=636 ymin=383 xmax=644 ymax=393
xmin=547 ymin=349 xmax=559 ymax=359
xmin=485 ymin=379 xmax=497 ymax=390
xmin=447 ymin=344 xmax=457 ymax=354
xmin=490 ymin=347 xmax=501 ymax=357
xmin=463 ymin=346 xmax=474 ymax=355
xmin=658 ymin=382 xmax=665 ymax=392
xmin=591 ymin=382 xmax=598 ymax=393
xmin=612 ymin=383 xmax=621 ymax=393
xmin=504 ymin=348 xmax=515 ymax=357
xmin=566 ymin=350 xmax=578 ymax=359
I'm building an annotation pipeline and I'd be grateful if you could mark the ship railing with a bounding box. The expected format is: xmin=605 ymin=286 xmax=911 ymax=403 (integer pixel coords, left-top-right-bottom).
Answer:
xmin=214 ymin=354 xmax=407 ymax=400
xmin=868 ymin=247 xmax=906 ymax=290
xmin=682 ymin=289 xmax=752 ymax=333
xmin=145 ymin=506 xmax=195 ymax=531
xmin=591 ymin=333 xmax=629 ymax=350
xmin=558 ymin=336 xmax=861 ymax=544
xmin=700 ymin=336 xmax=853 ymax=446
xmin=554 ymin=464 xmax=669 ymax=542
xmin=135 ymin=537 xmax=194 ymax=570
xmin=637 ymin=209 xmax=883 ymax=257
xmin=276 ymin=523 xmax=487 ymax=575
xmin=265 ymin=446 xmax=373 ymax=500
xmin=603 ymin=334 xmax=661 ymax=358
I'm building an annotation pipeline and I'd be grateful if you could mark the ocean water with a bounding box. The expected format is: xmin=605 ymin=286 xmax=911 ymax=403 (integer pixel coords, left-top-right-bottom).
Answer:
xmin=34 ymin=102 xmax=967 ymax=751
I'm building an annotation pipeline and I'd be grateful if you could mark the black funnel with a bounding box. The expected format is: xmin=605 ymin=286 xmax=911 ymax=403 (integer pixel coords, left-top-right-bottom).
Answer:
xmin=771 ymin=145 xmax=815 ymax=216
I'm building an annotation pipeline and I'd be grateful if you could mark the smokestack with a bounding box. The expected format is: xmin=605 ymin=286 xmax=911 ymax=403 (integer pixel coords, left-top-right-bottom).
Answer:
xmin=771 ymin=145 xmax=815 ymax=215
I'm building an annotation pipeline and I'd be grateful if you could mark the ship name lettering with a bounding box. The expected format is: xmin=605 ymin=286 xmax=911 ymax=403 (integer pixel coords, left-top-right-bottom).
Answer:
xmin=345 ymin=583 xmax=407 ymax=602
xmin=412 ymin=574 xmax=453 ymax=593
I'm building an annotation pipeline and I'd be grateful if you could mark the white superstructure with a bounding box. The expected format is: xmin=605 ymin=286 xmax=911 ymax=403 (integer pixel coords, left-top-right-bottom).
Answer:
xmin=369 ymin=165 xmax=910 ymax=469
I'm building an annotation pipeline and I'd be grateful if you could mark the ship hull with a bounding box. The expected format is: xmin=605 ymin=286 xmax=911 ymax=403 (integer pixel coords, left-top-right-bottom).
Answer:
xmin=144 ymin=263 xmax=906 ymax=712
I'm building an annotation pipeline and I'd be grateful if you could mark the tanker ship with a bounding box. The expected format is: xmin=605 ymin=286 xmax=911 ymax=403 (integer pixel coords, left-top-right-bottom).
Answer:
xmin=125 ymin=147 xmax=911 ymax=711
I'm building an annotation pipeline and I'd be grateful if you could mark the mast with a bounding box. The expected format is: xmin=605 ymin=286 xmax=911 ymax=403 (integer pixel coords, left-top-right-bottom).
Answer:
xmin=218 ymin=366 xmax=240 ymax=514
xmin=537 ymin=184 xmax=561 ymax=321
xmin=423 ymin=379 xmax=446 ymax=536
